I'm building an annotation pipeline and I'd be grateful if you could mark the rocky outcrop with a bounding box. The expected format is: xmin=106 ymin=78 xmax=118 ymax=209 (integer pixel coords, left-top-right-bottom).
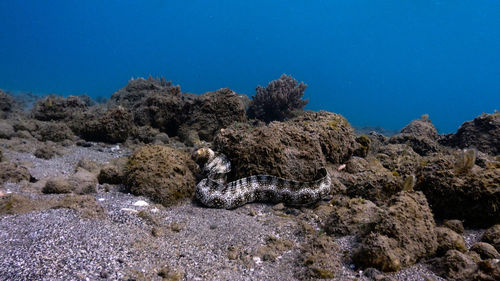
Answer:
xmin=77 ymin=107 xmax=135 ymax=143
xmin=213 ymin=111 xmax=356 ymax=181
xmin=125 ymin=145 xmax=196 ymax=206
xmin=375 ymin=144 xmax=421 ymax=176
xmin=179 ymin=88 xmax=248 ymax=142
xmin=324 ymin=196 xmax=381 ymax=236
xmin=416 ymin=154 xmax=500 ymax=227
xmin=435 ymin=227 xmax=467 ymax=255
xmin=353 ymin=191 xmax=437 ymax=272
xmin=388 ymin=118 xmax=441 ymax=156
xmin=431 ymin=250 xmax=479 ymax=281
xmin=440 ymin=112 xmax=500 ymax=155
xmin=339 ymin=157 xmax=403 ymax=203
xmin=31 ymin=95 xmax=88 ymax=121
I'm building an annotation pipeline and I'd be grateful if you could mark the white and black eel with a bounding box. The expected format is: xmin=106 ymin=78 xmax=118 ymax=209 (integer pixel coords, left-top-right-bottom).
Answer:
xmin=193 ymin=148 xmax=332 ymax=209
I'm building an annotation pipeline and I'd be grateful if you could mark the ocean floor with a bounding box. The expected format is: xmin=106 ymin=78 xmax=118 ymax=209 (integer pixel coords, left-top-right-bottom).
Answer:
xmin=1 ymin=142 xmax=449 ymax=281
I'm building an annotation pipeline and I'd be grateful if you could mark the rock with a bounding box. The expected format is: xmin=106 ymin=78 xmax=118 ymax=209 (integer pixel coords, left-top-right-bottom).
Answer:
xmin=34 ymin=144 xmax=58 ymax=160
xmin=157 ymin=266 xmax=184 ymax=281
xmin=375 ymin=144 xmax=421 ymax=176
xmin=440 ymin=112 xmax=500 ymax=155
xmin=435 ymin=227 xmax=467 ymax=255
xmin=77 ymin=107 xmax=135 ymax=143
xmin=214 ymin=111 xmax=356 ymax=182
xmin=353 ymin=134 xmax=371 ymax=157
xmin=324 ymin=197 xmax=381 ymax=236
xmin=109 ymin=77 xmax=185 ymax=137
xmin=416 ymin=154 xmax=500 ymax=227
xmin=0 ymin=162 xmax=31 ymax=184
xmin=471 ymin=242 xmax=500 ymax=259
xmin=36 ymin=122 xmax=74 ymax=142
xmin=31 ymin=94 xmax=88 ymax=121
xmin=345 ymin=156 xmax=370 ymax=173
xmin=443 ymin=219 xmax=465 ymax=234
xmin=98 ymin=164 xmax=123 ymax=184
xmin=0 ymin=148 xmax=3 ymax=162
xmin=76 ymin=158 xmax=100 ymax=174
xmin=401 ymin=118 xmax=439 ymax=140
xmin=125 ymin=145 xmax=196 ymax=207
xmin=363 ymin=268 xmax=396 ymax=281
xmin=132 ymin=126 xmax=161 ymax=144
xmin=0 ymin=90 xmax=15 ymax=119
xmin=296 ymin=234 xmax=342 ymax=279
xmin=353 ymin=192 xmax=437 ymax=271
xmin=68 ymin=168 xmax=98 ymax=194
xmin=15 ymin=130 xmax=33 ymax=139
xmin=431 ymin=250 xmax=479 ymax=281
xmin=179 ymin=88 xmax=247 ymax=142
xmin=42 ymin=177 xmax=72 ymax=194
xmin=0 ymin=120 xmax=15 ymax=139
xmin=340 ymin=157 xmax=403 ymax=203
xmin=477 ymin=259 xmax=500 ymax=280
xmin=482 ymin=224 xmax=500 ymax=251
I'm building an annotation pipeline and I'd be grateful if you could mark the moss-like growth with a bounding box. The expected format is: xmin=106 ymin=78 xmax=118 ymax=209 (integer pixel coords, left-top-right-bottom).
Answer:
xmin=125 ymin=145 xmax=196 ymax=207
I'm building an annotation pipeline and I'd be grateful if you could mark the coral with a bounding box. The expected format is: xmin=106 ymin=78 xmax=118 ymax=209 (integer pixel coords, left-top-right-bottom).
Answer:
xmin=125 ymin=145 xmax=196 ymax=207
xmin=248 ymin=74 xmax=308 ymax=122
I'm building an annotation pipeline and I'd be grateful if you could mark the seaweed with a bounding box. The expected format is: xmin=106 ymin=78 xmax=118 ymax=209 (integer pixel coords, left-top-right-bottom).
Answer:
xmin=248 ymin=74 xmax=308 ymax=122
xmin=454 ymin=148 xmax=476 ymax=174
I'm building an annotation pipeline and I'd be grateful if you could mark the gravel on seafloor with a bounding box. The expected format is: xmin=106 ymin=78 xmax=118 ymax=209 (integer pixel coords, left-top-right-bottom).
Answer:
xmin=0 ymin=144 xmax=465 ymax=280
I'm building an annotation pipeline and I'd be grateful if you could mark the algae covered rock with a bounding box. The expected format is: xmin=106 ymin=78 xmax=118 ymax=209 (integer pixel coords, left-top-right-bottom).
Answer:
xmin=388 ymin=118 xmax=441 ymax=156
xmin=36 ymin=121 xmax=74 ymax=142
xmin=375 ymin=144 xmax=421 ymax=177
xmin=340 ymin=157 xmax=403 ymax=203
xmin=296 ymin=234 xmax=342 ymax=279
xmin=435 ymin=227 xmax=467 ymax=255
xmin=78 ymin=107 xmax=135 ymax=143
xmin=125 ymin=145 xmax=196 ymax=206
xmin=0 ymin=120 xmax=15 ymax=139
xmin=180 ymin=88 xmax=248 ymax=142
xmin=431 ymin=250 xmax=479 ymax=281
xmin=213 ymin=111 xmax=355 ymax=181
xmin=324 ymin=197 xmax=381 ymax=236
xmin=416 ymin=154 xmax=500 ymax=227
xmin=42 ymin=177 xmax=72 ymax=194
xmin=34 ymin=144 xmax=58 ymax=160
xmin=441 ymin=112 xmax=500 ymax=155
xmin=353 ymin=191 xmax=437 ymax=271
xmin=0 ymin=162 xmax=31 ymax=184
xmin=0 ymin=147 xmax=3 ymax=162
xmin=109 ymin=77 xmax=185 ymax=136
xmin=471 ymin=242 xmax=500 ymax=260
xmin=482 ymin=224 xmax=500 ymax=251
xmin=68 ymin=168 xmax=98 ymax=194
xmin=31 ymin=94 xmax=88 ymax=121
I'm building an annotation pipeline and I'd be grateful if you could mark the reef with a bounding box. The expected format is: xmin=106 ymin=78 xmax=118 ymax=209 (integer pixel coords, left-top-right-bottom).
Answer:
xmin=0 ymin=80 xmax=499 ymax=280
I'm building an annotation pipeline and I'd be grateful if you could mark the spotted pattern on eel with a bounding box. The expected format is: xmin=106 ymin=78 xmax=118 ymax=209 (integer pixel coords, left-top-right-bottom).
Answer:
xmin=193 ymin=148 xmax=332 ymax=209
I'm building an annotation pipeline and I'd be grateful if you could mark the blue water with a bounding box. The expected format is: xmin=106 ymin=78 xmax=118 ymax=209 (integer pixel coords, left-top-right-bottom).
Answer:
xmin=1 ymin=0 xmax=499 ymax=133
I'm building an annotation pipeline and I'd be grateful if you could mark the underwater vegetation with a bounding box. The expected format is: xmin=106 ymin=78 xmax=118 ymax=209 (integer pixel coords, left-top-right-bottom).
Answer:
xmin=247 ymin=74 xmax=308 ymax=123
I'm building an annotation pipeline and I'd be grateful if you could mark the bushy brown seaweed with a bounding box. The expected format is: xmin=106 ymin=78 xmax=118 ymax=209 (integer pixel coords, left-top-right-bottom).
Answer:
xmin=248 ymin=74 xmax=308 ymax=123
